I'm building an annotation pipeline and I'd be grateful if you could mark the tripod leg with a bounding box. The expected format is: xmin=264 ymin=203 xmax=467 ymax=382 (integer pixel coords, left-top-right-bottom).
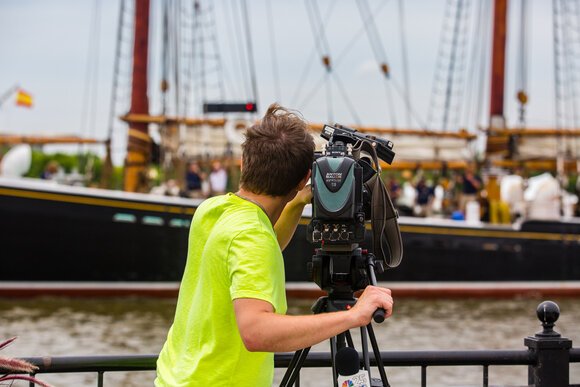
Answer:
xmin=344 ymin=330 xmax=355 ymax=348
xmin=366 ymin=323 xmax=390 ymax=387
xmin=360 ymin=326 xmax=371 ymax=377
xmin=330 ymin=336 xmax=338 ymax=387
xmin=280 ymin=347 xmax=311 ymax=387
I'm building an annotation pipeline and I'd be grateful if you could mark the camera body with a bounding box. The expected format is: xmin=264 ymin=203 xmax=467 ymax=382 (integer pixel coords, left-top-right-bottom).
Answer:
xmin=308 ymin=124 xmax=395 ymax=252
xmin=308 ymin=140 xmax=366 ymax=251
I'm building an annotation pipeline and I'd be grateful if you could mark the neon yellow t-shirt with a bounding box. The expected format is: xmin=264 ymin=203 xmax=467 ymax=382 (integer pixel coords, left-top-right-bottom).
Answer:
xmin=155 ymin=193 xmax=287 ymax=387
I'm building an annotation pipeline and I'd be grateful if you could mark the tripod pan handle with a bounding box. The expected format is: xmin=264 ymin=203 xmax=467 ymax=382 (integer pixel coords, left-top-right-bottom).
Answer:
xmin=373 ymin=308 xmax=385 ymax=323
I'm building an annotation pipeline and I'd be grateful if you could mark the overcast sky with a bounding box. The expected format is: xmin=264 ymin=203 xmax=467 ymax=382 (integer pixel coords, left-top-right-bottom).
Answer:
xmin=0 ymin=0 xmax=558 ymax=164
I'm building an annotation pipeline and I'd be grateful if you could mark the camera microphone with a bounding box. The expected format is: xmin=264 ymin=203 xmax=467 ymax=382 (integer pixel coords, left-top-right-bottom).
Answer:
xmin=336 ymin=347 xmax=371 ymax=387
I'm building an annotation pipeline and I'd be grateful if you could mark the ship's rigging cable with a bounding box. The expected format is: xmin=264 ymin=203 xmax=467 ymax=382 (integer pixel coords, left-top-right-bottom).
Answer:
xmin=290 ymin=1 xmax=336 ymax=109
xmin=190 ymin=1 xmax=227 ymax=114
xmin=173 ymin=0 xmax=182 ymax=118
xmin=266 ymin=0 xmax=282 ymax=102
xmin=356 ymin=0 xmax=397 ymax=128
xmin=446 ymin=0 xmax=470 ymax=132
xmin=305 ymin=0 xmax=334 ymax=122
xmin=463 ymin=0 xmax=491 ymax=131
xmin=221 ymin=1 xmax=246 ymax=100
xmin=107 ymin=0 xmax=128 ymax=143
xmin=161 ymin=0 xmax=170 ymax=115
xmin=231 ymin=0 xmax=252 ymax=100
xmin=79 ymin=0 xmax=102 ymax=178
xmin=398 ymin=0 xmax=412 ymax=128
xmin=553 ymin=0 xmax=567 ymax=181
xmin=473 ymin=0 xmax=491 ymax=132
xmin=553 ymin=0 xmax=565 ymax=131
xmin=557 ymin=0 xmax=580 ymax=167
xmin=515 ymin=0 xmax=530 ymax=127
xmin=218 ymin=0 xmax=258 ymax=106
xmin=107 ymin=0 xmax=134 ymax=168
xmin=103 ymin=0 xmax=129 ymax=187
xmin=80 ymin=0 xmax=102 ymax=143
xmin=303 ymin=0 xmax=361 ymax=125
xmin=240 ymin=0 xmax=259 ymax=105
xmin=181 ymin=1 xmax=194 ymax=118
xmin=295 ymin=0 xmax=426 ymax=128
xmin=560 ymin=0 xmax=580 ymax=130
xmin=427 ymin=0 xmax=472 ymax=132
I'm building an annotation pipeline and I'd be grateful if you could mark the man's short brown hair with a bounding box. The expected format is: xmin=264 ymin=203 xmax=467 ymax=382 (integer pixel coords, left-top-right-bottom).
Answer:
xmin=240 ymin=103 xmax=314 ymax=196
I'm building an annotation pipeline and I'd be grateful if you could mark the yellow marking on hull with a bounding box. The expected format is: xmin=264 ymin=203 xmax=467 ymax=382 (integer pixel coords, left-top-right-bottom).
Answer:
xmin=0 ymin=188 xmax=196 ymax=216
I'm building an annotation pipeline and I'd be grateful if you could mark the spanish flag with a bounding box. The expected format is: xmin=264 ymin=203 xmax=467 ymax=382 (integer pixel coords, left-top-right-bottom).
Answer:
xmin=15 ymin=89 xmax=33 ymax=108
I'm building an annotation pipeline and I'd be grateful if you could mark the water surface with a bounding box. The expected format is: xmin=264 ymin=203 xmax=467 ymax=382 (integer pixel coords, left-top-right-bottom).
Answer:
xmin=1 ymin=297 xmax=579 ymax=386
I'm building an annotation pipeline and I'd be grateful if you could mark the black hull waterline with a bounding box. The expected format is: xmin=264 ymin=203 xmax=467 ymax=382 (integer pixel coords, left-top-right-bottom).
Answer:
xmin=1 ymin=178 xmax=580 ymax=284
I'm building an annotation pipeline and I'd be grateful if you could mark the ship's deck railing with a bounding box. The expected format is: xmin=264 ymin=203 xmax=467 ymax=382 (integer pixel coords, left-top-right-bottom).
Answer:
xmin=7 ymin=301 xmax=580 ymax=387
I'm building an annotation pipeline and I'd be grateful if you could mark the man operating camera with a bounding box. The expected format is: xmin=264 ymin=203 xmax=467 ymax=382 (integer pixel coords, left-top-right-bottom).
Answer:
xmin=155 ymin=103 xmax=394 ymax=386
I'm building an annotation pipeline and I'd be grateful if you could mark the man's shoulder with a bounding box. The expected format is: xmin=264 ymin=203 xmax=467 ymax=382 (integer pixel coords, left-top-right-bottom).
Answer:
xmin=196 ymin=194 xmax=272 ymax=234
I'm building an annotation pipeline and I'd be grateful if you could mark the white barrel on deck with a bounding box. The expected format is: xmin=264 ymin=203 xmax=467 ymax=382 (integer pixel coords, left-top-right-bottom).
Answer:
xmin=465 ymin=200 xmax=481 ymax=224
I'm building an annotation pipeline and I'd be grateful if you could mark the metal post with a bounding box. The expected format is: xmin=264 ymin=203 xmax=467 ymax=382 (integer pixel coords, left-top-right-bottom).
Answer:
xmin=524 ymin=301 xmax=572 ymax=387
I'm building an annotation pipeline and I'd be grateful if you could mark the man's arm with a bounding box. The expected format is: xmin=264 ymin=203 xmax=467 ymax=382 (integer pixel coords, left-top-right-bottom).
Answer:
xmin=274 ymin=184 xmax=311 ymax=250
xmin=233 ymin=286 xmax=393 ymax=352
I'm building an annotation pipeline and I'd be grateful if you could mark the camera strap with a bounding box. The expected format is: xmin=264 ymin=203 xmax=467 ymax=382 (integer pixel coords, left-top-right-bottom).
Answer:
xmin=354 ymin=141 xmax=403 ymax=269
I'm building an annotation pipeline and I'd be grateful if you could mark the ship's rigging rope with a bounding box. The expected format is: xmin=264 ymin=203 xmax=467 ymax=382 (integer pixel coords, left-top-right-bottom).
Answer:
xmin=303 ymin=0 xmax=362 ymax=125
xmin=102 ymin=0 xmax=129 ymax=188
xmin=222 ymin=1 xmax=246 ymax=100
xmin=265 ymin=0 xmax=281 ymax=102
xmin=304 ymin=0 xmax=335 ymax=122
xmin=356 ymin=0 xmax=397 ymax=128
xmin=294 ymin=0 xmax=425 ymax=129
xmin=398 ymin=0 xmax=412 ymax=128
xmin=79 ymin=0 xmax=102 ymax=178
xmin=515 ymin=0 xmax=530 ymax=127
xmin=290 ymin=2 xmax=336 ymax=109
xmin=240 ymin=0 xmax=259 ymax=105
xmin=225 ymin=0 xmax=257 ymax=104
xmin=462 ymin=0 xmax=491 ymax=132
xmin=427 ymin=0 xmax=472 ymax=132
xmin=552 ymin=0 xmax=580 ymax=173
xmin=106 ymin=0 xmax=135 ymax=177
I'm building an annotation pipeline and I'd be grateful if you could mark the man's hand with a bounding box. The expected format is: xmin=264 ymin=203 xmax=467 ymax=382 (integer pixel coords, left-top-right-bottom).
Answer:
xmin=292 ymin=183 xmax=312 ymax=207
xmin=350 ymin=286 xmax=394 ymax=326
xmin=275 ymin=184 xmax=312 ymax=250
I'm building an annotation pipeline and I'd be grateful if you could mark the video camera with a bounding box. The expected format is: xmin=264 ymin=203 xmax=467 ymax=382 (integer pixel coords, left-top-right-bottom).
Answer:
xmin=306 ymin=124 xmax=403 ymax=296
xmin=280 ymin=125 xmax=404 ymax=387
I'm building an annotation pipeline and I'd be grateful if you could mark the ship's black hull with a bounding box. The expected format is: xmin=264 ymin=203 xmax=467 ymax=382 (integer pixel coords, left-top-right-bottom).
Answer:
xmin=1 ymin=178 xmax=579 ymax=283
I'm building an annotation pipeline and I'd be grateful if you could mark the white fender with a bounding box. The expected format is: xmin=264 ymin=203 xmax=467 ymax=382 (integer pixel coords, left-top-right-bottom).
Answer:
xmin=0 ymin=144 xmax=32 ymax=177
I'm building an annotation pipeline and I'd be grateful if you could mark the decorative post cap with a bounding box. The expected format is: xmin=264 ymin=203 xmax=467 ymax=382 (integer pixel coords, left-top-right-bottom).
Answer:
xmin=535 ymin=300 xmax=560 ymax=338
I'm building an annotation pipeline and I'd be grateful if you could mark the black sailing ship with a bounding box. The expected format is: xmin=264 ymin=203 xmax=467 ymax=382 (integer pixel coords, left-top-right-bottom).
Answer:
xmin=1 ymin=0 xmax=580 ymax=288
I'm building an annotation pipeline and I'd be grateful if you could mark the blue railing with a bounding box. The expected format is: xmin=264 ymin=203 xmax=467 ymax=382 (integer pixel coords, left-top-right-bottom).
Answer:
xmin=6 ymin=301 xmax=580 ymax=387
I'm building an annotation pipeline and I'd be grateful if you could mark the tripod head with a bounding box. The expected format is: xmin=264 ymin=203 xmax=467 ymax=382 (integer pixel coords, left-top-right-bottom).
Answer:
xmin=308 ymin=247 xmax=387 ymax=323
xmin=308 ymin=248 xmax=383 ymax=298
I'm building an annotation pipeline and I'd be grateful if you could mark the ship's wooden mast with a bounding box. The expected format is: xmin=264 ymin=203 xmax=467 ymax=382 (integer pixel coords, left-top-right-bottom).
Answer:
xmin=124 ymin=0 xmax=151 ymax=192
xmin=489 ymin=0 xmax=508 ymax=125
xmin=485 ymin=0 xmax=512 ymax=158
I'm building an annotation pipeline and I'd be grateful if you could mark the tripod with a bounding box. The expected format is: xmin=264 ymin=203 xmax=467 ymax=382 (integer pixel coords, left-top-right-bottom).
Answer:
xmin=279 ymin=252 xmax=390 ymax=387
